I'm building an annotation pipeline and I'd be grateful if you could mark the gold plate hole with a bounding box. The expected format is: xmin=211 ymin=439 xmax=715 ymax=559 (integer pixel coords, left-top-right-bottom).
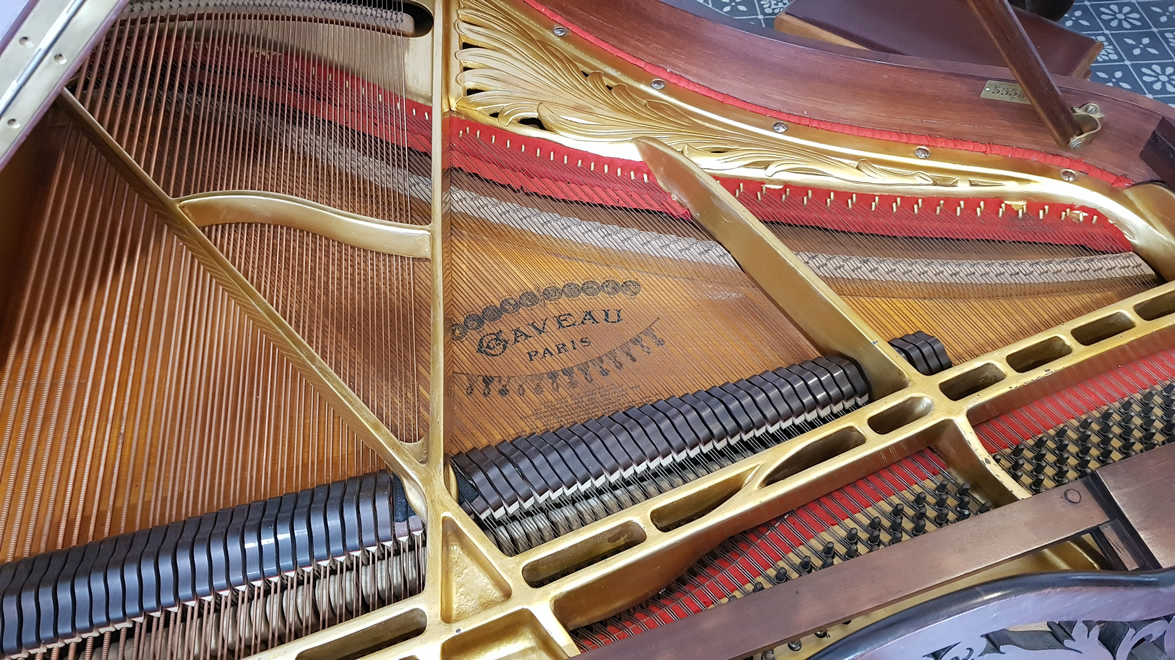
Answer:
xmin=939 ymin=363 xmax=1007 ymax=400
xmin=867 ymin=396 xmax=934 ymax=435
xmin=1072 ymin=311 xmax=1136 ymax=346
xmin=295 ymin=608 xmax=426 ymax=660
xmin=763 ymin=427 xmax=866 ymax=486
xmin=1006 ymin=336 xmax=1073 ymax=373
xmin=650 ymin=470 xmax=751 ymax=533
xmin=1136 ymin=290 xmax=1175 ymax=321
xmin=521 ymin=521 xmax=647 ymax=587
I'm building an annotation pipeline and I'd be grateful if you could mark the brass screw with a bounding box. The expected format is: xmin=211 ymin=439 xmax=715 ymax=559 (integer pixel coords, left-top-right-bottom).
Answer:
xmin=552 ymin=26 xmax=568 ymax=36
xmin=650 ymin=79 xmax=666 ymax=90
xmin=914 ymin=146 xmax=931 ymax=159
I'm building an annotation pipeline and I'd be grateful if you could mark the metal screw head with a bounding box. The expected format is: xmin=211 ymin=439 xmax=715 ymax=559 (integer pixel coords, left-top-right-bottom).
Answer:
xmin=53 ymin=53 xmax=66 ymax=64
xmin=5 ymin=118 xmax=19 ymax=129
xmin=1060 ymin=169 xmax=1078 ymax=182
xmin=772 ymin=121 xmax=788 ymax=134
xmin=787 ymin=641 xmax=803 ymax=651
xmin=1064 ymin=488 xmax=1082 ymax=504
xmin=552 ymin=25 xmax=568 ymax=36
xmin=18 ymin=37 xmax=31 ymax=47
xmin=914 ymin=146 xmax=931 ymax=159
xmin=650 ymin=78 xmax=666 ymax=90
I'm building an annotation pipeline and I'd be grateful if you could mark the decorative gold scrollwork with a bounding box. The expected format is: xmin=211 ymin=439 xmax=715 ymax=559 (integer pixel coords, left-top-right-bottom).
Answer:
xmin=454 ymin=0 xmax=1008 ymax=188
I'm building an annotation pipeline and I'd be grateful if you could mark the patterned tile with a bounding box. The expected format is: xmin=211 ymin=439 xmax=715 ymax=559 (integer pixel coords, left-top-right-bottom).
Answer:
xmin=687 ymin=0 xmax=1175 ymax=104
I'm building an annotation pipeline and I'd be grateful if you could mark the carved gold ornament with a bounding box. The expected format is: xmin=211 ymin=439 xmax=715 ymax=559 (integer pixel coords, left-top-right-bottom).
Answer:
xmin=453 ymin=0 xmax=1008 ymax=188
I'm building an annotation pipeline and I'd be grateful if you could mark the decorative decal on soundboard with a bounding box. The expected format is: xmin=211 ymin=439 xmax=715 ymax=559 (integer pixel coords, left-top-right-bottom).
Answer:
xmin=449 ymin=278 xmax=642 ymax=344
xmin=454 ymin=321 xmax=665 ymax=398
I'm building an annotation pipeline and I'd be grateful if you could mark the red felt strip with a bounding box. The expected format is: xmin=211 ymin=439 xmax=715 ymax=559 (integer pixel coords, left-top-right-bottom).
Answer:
xmin=974 ymin=347 xmax=1175 ymax=452
xmin=161 ymin=37 xmax=1135 ymax=252
xmin=579 ymin=451 xmax=944 ymax=648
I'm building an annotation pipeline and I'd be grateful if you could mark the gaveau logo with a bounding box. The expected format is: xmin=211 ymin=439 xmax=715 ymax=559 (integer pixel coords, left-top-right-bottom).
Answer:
xmin=476 ymin=309 xmax=625 ymax=360
xmin=451 ymin=279 xmax=642 ymax=362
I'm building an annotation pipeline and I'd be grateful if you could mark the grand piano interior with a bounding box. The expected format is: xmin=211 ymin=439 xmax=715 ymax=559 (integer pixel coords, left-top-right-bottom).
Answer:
xmin=3 ymin=0 xmax=1175 ymax=657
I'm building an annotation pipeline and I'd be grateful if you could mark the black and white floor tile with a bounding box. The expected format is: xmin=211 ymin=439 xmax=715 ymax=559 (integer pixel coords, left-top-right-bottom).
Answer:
xmin=690 ymin=0 xmax=1175 ymax=104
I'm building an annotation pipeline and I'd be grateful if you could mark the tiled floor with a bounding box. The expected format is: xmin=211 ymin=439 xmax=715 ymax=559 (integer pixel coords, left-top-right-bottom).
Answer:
xmin=691 ymin=0 xmax=1175 ymax=104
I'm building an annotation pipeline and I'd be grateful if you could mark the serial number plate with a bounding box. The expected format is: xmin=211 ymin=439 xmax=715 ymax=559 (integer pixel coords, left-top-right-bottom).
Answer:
xmin=981 ymin=80 xmax=1030 ymax=104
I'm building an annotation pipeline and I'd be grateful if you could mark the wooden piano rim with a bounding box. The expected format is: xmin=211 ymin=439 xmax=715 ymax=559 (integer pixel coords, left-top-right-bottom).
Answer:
xmin=536 ymin=0 xmax=1175 ymax=183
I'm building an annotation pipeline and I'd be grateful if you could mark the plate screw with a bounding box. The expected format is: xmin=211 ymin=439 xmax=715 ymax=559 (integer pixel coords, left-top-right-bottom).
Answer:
xmin=53 ymin=53 xmax=66 ymax=64
xmin=914 ymin=146 xmax=931 ymax=159
xmin=552 ymin=25 xmax=568 ymax=36
xmin=18 ymin=37 xmax=30 ymax=47
xmin=773 ymin=121 xmax=788 ymax=133
xmin=787 ymin=641 xmax=803 ymax=651
xmin=1064 ymin=488 xmax=1081 ymax=504
xmin=6 ymin=118 xmax=18 ymax=128
xmin=650 ymin=79 xmax=666 ymax=90
xmin=1061 ymin=169 xmax=1078 ymax=182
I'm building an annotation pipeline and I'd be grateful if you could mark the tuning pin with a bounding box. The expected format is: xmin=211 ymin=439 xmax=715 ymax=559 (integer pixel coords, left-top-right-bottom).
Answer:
xmin=867 ymin=517 xmax=882 ymax=547
xmin=843 ymin=530 xmax=860 ymax=558
xmin=891 ymin=502 xmax=905 ymax=518
xmin=773 ymin=568 xmax=789 ymax=583
xmin=1010 ymin=444 xmax=1026 ymax=458
xmin=912 ymin=517 xmax=927 ymax=535
xmin=935 ymin=508 xmax=950 ymax=525
xmin=821 ymin=541 xmax=837 ymax=567
xmin=934 ymin=481 xmax=949 ymax=494
xmin=753 ymin=582 xmax=764 ymax=593
xmin=912 ymin=492 xmax=927 ymax=509
xmin=798 ymin=555 xmax=813 ymax=574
